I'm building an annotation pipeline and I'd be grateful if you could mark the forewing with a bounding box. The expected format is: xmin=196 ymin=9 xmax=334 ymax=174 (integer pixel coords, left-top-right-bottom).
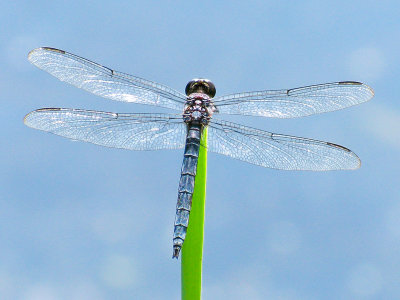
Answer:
xmin=213 ymin=81 xmax=374 ymax=118
xmin=24 ymin=108 xmax=186 ymax=151
xmin=207 ymin=119 xmax=360 ymax=170
xmin=28 ymin=47 xmax=187 ymax=111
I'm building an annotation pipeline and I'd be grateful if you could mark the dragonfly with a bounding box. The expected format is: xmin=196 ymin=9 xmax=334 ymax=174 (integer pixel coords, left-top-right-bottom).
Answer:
xmin=24 ymin=47 xmax=374 ymax=258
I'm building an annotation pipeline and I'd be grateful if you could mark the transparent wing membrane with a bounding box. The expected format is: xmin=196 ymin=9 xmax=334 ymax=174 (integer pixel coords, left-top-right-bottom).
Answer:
xmin=28 ymin=47 xmax=187 ymax=111
xmin=213 ymin=81 xmax=374 ymax=118
xmin=24 ymin=108 xmax=361 ymax=170
xmin=24 ymin=108 xmax=186 ymax=151
xmin=208 ymin=119 xmax=360 ymax=170
xmin=26 ymin=47 xmax=374 ymax=171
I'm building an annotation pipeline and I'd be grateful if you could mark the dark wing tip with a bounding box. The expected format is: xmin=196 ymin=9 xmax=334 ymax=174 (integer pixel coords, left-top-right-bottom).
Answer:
xmin=28 ymin=47 xmax=65 ymax=61
xmin=41 ymin=47 xmax=65 ymax=53
xmin=23 ymin=108 xmax=62 ymax=126
xmin=35 ymin=107 xmax=62 ymax=112
xmin=27 ymin=48 xmax=40 ymax=60
xmin=23 ymin=110 xmax=37 ymax=126
xmin=23 ymin=112 xmax=32 ymax=124
xmin=326 ymin=141 xmax=352 ymax=152
xmin=338 ymin=81 xmax=375 ymax=98
xmin=338 ymin=81 xmax=362 ymax=85
xmin=326 ymin=142 xmax=361 ymax=170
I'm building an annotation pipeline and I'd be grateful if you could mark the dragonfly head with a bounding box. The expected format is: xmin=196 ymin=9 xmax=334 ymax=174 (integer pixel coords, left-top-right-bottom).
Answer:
xmin=185 ymin=78 xmax=216 ymax=98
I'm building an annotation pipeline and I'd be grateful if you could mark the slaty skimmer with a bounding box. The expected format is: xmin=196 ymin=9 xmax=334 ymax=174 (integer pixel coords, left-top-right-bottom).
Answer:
xmin=24 ymin=47 xmax=374 ymax=258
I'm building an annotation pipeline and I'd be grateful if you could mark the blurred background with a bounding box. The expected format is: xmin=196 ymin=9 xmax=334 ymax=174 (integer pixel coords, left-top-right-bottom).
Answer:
xmin=1 ymin=1 xmax=399 ymax=299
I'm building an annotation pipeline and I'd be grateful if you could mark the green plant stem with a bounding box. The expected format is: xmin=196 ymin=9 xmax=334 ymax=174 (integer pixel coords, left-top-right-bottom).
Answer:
xmin=181 ymin=128 xmax=208 ymax=300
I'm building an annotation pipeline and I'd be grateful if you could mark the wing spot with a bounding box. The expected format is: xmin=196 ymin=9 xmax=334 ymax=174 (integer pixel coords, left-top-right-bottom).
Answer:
xmin=327 ymin=142 xmax=351 ymax=152
xmin=36 ymin=108 xmax=62 ymax=112
xmin=338 ymin=81 xmax=362 ymax=85
xmin=42 ymin=47 xmax=65 ymax=54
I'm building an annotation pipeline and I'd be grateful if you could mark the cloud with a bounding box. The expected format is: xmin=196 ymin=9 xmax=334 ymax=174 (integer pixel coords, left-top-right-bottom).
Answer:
xmin=204 ymin=281 xmax=263 ymax=300
xmin=19 ymin=280 xmax=105 ymax=300
xmin=99 ymin=255 xmax=138 ymax=289
xmin=204 ymin=269 xmax=307 ymax=300
xmin=66 ymin=281 xmax=105 ymax=300
xmin=267 ymin=221 xmax=302 ymax=255
xmin=361 ymin=103 xmax=400 ymax=150
xmin=21 ymin=284 xmax=59 ymax=300
xmin=347 ymin=47 xmax=386 ymax=81
xmin=0 ymin=272 xmax=15 ymax=299
xmin=4 ymin=36 xmax=40 ymax=71
xmin=385 ymin=202 xmax=400 ymax=238
xmin=90 ymin=210 xmax=139 ymax=243
xmin=346 ymin=263 xmax=383 ymax=297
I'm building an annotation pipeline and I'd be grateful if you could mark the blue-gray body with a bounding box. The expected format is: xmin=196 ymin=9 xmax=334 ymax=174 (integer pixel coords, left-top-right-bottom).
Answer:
xmin=172 ymin=82 xmax=217 ymax=258
xmin=173 ymin=123 xmax=202 ymax=258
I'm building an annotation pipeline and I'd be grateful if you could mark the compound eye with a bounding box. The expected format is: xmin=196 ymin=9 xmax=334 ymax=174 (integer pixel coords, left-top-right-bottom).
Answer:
xmin=204 ymin=81 xmax=216 ymax=98
xmin=185 ymin=78 xmax=216 ymax=98
xmin=185 ymin=80 xmax=197 ymax=96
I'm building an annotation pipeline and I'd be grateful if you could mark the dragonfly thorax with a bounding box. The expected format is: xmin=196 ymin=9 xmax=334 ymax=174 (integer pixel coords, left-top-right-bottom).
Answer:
xmin=183 ymin=93 xmax=216 ymax=125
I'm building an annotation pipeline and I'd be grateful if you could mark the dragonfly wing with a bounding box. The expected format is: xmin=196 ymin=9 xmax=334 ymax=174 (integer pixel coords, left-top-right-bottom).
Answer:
xmin=24 ymin=108 xmax=186 ymax=151
xmin=28 ymin=47 xmax=187 ymax=111
xmin=207 ymin=119 xmax=360 ymax=170
xmin=213 ymin=81 xmax=374 ymax=118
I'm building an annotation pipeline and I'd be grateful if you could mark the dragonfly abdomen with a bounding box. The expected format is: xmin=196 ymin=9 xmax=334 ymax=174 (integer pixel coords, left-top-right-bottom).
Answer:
xmin=173 ymin=123 xmax=202 ymax=258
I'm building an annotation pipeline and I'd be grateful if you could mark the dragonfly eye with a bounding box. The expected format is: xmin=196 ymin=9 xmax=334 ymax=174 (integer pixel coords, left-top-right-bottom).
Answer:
xmin=185 ymin=78 xmax=216 ymax=98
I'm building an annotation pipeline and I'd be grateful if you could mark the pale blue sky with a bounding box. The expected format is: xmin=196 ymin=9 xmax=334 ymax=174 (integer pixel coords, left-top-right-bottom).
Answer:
xmin=1 ymin=1 xmax=400 ymax=299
